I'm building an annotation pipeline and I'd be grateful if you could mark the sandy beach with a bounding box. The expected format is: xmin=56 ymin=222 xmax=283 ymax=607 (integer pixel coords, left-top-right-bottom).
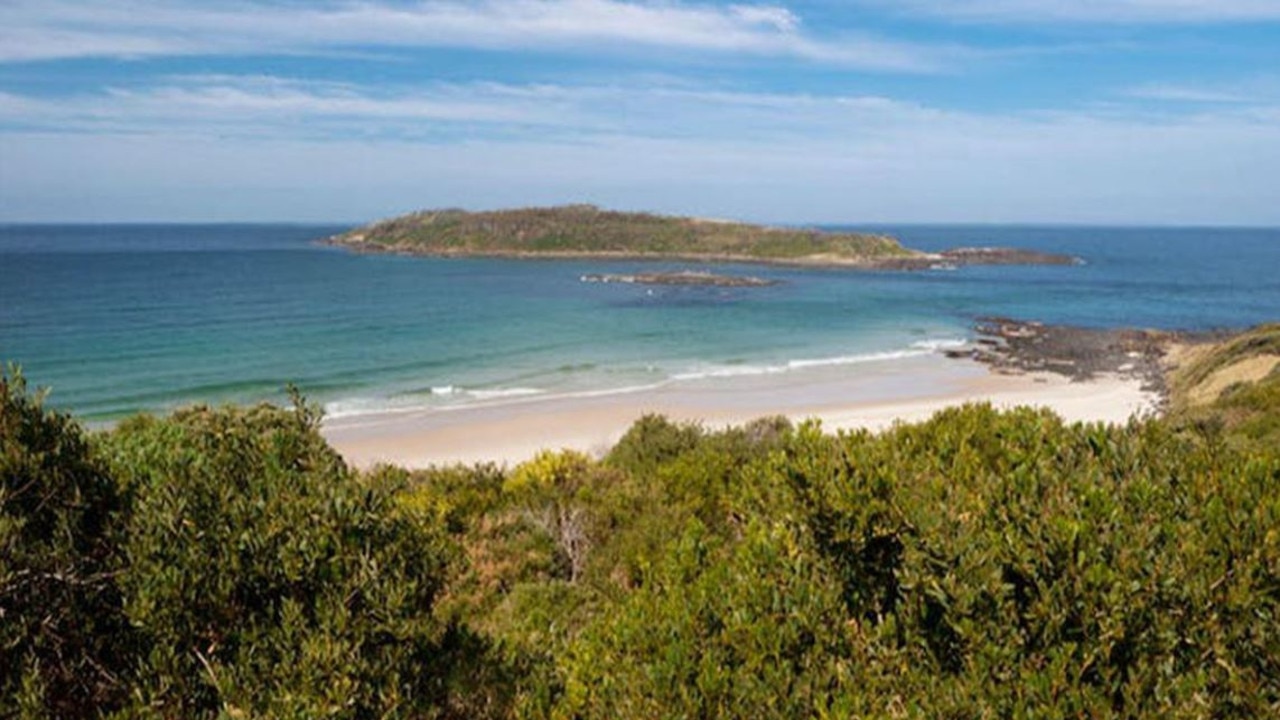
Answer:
xmin=323 ymin=353 xmax=1158 ymax=469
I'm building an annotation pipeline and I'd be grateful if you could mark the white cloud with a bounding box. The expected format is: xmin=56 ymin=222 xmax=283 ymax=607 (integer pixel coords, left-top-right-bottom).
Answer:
xmin=878 ymin=0 xmax=1280 ymax=23
xmin=729 ymin=5 xmax=800 ymax=32
xmin=0 ymin=75 xmax=928 ymax=141
xmin=0 ymin=0 xmax=947 ymax=71
xmin=3 ymin=76 xmax=1277 ymax=224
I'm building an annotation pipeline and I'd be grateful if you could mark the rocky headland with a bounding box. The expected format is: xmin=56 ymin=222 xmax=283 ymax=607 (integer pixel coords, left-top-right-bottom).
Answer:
xmin=944 ymin=317 xmax=1263 ymax=409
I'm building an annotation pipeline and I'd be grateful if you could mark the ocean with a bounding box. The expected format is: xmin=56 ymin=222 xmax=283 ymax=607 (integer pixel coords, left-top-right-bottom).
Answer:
xmin=2 ymin=224 xmax=1277 ymax=421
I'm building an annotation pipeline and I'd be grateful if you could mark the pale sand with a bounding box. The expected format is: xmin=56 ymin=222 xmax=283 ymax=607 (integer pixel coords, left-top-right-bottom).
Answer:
xmin=322 ymin=354 xmax=1158 ymax=469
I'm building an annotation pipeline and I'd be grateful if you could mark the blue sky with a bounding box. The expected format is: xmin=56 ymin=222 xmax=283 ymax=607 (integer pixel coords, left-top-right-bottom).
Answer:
xmin=1 ymin=1 xmax=1278 ymax=224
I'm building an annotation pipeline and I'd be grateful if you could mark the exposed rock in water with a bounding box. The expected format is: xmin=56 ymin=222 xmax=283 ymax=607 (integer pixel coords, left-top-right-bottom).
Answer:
xmin=876 ymin=247 xmax=1081 ymax=270
xmin=944 ymin=247 xmax=1081 ymax=266
xmin=580 ymin=270 xmax=780 ymax=287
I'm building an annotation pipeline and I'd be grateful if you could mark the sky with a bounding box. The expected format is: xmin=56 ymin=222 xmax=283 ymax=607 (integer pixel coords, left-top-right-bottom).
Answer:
xmin=1 ymin=1 xmax=1278 ymax=225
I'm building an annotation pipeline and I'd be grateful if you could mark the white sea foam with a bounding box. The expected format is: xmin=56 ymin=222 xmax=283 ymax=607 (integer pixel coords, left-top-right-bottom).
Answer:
xmin=324 ymin=396 xmax=424 ymax=419
xmin=563 ymin=381 xmax=672 ymax=399
xmin=325 ymin=386 xmax=546 ymax=418
xmin=786 ymin=348 xmax=926 ymax=370
xmin=466 ymin=387 xmax=545 ymax=401
xmin=325 ymin=337 xmax=970 ymax=420
xmin=671 ymin=364 xmax=787 ymax=381
xmin=910 ymin=338 xmax=968 ymax=352
xmin=671 ymin=339 xmax=965 ymax=382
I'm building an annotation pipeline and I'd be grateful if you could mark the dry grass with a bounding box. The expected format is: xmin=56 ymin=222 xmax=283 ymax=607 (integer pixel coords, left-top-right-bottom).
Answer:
xmin=1167 ymin=323 xmax=1280 ymax=409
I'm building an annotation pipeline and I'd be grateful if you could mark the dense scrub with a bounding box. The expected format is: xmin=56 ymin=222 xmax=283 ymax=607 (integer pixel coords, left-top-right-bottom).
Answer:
xmin=1 ymin=370 xmax=131 ymax=716
xmin=335 ymin=204 xmax=910 ymax=262
xmin=427 ymin=411 xmax=1278 ymax=718
xmin=2 ymin=375 xmax=474 ymax=718
xmin=4 ymin=369 xmax=1279 ymax=717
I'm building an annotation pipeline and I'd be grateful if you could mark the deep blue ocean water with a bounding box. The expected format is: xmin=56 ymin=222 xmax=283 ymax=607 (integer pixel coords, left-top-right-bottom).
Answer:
xmin=2 ymin=223 xmax=1277 ymax=420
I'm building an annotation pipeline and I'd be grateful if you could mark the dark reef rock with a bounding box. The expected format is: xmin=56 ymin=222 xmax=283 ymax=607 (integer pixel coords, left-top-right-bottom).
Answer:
xmin=580 ymin=270 xmax=779 ymax=287
xmin=947 ymin=316 xmax=1177 ymax=397
xmin=875 ymin=247 xmax=1081 ymax=271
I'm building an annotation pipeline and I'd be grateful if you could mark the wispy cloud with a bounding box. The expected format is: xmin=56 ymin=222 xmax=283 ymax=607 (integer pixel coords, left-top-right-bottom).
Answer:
xmin=0 ymin=75 xmax=928 ymax=141
xmin=4 ymin=75 xmax=1277 ymax=223
xmin=0 ymin=0 xmax=951 ymax=71
xmin=1122 ymin=76 xmax=1280 ymax=106
xmin=1125 ymin=84 xmax=1253 ymax=103
xmin=5 ymin=73 xmax=1277 ymax=143
xmin=876 ymin=0 xmax=1280 ymax=24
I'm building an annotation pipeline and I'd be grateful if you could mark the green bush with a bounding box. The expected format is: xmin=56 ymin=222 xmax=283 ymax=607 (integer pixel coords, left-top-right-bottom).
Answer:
xmin=102 ymin=399 xmax=460 ymax=718
xmin=554 ymin=518 xmax=853 ymax=719
xmin=546 ymin=405 xmax=1280 ymax=717
xmin=605 ymin=414 xmax=706 ymax=478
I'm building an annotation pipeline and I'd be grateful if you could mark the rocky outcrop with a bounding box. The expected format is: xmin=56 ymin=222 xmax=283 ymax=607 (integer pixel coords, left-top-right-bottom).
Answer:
xmin=580 ymin=271 xmax=779 ymax=287
xmin=874 ymin=247 xmax=1081 ymax=271
xmin=945 ymin=317 xmax=1177 ymax=395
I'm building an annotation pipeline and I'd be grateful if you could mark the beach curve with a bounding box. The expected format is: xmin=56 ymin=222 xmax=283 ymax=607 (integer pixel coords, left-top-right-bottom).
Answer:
xmin=322 ymin=352 xmax=1157 ymax=469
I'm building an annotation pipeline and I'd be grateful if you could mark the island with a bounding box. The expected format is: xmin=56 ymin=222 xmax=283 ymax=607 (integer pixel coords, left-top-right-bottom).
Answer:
xmin=327 ymin=204 xmax=1079 ymax=269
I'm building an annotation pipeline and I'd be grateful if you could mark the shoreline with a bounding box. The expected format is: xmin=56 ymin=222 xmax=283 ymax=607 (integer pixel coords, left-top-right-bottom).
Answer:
xmin=327 ymin=243 xmax=1079 ymax=272
xmin=322 ymin=352 xmax=1158 ymax=469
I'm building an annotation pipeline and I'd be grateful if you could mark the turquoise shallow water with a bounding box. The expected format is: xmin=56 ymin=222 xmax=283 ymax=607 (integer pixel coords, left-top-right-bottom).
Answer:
xmin=1 ymin=224 xmax=1277 ymax=420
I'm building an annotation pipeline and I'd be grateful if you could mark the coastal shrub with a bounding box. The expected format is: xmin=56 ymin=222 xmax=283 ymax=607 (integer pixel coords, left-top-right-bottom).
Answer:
xmin=0 ymin=368 xmax=133 ymax=718
xmin=795 ymin=405 xmax=1279 ymax=715
xmin=101 ymin=399 xmax=461 ymax=718
xmin=552 ymin=518 xmax=855 ymax=719
xmin=544 ymin=405 xmax=1280 ymax=717
xmin=605 ymin=413 xmax=705 ymax=478
xmin=384 ymin=461 xmax=507 ymax=534
xmin=605 ymin=414 xmax=792 ymax=540
xmin=6 ymin=363 xmax=1280 ymax=718
xmin=503 ymin=450 xmax=612 ymax=584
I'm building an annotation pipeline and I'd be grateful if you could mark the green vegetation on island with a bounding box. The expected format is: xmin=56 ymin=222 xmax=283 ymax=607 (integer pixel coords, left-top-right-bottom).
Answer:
xmin=4 ymin=325 xmax=1279 ymax=717
xmin=330 ymin=205 xmax=1078 ymax=268
xmin=332 ymin=204 xmax=911 ymax=264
